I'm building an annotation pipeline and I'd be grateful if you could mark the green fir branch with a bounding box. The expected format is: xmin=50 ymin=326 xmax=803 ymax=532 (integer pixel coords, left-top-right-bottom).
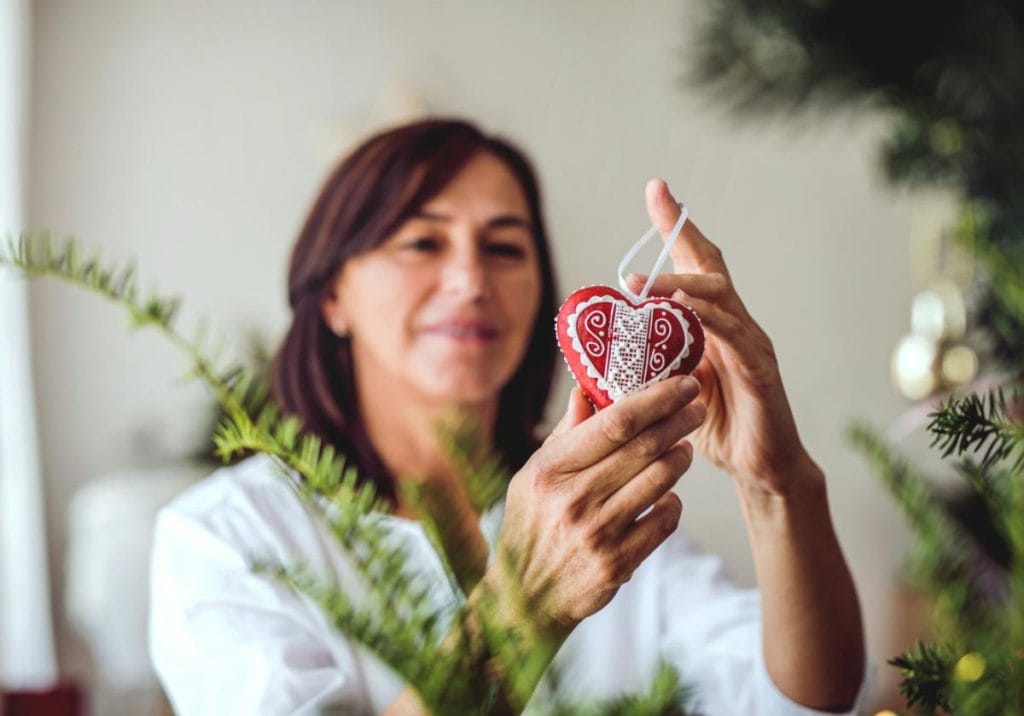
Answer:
xmin=951 ymin=459 xmax=1016 ymax=572
xmin=397 ymin=479 xmax=465 ymax=597
xmin=259 ymin=563 xmax=498 ymax=713
xmin=954 ymin=459 xmax=1008 ymax=524
xmin=591 ymin=662 xmax=693 ymax=716
xmin=848 ymin=424 xmax=967 ymax=575
xmin=1 ymin=234 xmax=462 ymax=708
xmin=1007 ymin=465 xmax=1024 ymax=683
xmin=958 ymin=203 xmax=1024 ymax=329
xmin=541 ymin=662 xmax=692 ymax=716
xmin=889 ymin=641 xmax=954 ymax=714
xmin=2 ymin=232 xmax=699 ymax=713
xmin=847 ymin=424 xmax=996 ymax=636
xmin=474 ymin=551 xmax=560 ymax=711
xmin=928 ymin=389 xmax=1024 ymax=472
xmin=440 ymin=415 xmax=511 ymax=515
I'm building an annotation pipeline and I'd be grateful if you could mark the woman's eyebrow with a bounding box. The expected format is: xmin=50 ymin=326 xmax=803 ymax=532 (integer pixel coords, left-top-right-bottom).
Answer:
xmin=486 ymin=215 xmax=534 ymax=231
xmin=412 ymin=210 xmax=534 ymax=231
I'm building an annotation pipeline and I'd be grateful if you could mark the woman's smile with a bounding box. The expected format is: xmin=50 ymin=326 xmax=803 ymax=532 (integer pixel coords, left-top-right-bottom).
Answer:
xmin=419 ymin=318 xmax=500 ymax=344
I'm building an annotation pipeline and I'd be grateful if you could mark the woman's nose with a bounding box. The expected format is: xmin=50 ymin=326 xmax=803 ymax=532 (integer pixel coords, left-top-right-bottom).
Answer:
xmin=440 ymin=250 xmax=489 ymax=301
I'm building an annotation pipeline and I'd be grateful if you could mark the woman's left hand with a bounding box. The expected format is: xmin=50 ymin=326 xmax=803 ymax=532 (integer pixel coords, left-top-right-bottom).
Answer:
xmin=627 ymin=179 xmax=815 ymax=498
xmin=633 ymin=182 xmax=865 ymax=711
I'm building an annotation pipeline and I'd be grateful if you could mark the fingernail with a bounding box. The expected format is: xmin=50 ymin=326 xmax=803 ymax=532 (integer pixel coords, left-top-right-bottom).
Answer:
xmin=681 ymin=439 xmax=694 ymax=459
xmin=663 ymin=512 xmax=679 ymax=532
xmin=626 ymin=272 xmax=643 ymax=287
xmin=679 ymin=376 xmax=700 ymax=398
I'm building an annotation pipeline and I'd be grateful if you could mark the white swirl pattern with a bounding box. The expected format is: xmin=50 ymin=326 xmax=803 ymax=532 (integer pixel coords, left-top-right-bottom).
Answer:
xmin=648 ymin=315 xmax=673 ymax=372
xmin=580 ymin=309 xmax=608 ymax=357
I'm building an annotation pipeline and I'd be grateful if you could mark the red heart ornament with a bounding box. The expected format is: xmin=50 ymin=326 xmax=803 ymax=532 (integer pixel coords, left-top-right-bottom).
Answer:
xmin=556 ymin=286 xmax=704 ymax=409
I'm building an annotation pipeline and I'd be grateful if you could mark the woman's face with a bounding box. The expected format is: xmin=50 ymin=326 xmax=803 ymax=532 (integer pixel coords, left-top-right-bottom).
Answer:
xmin=322 ymin=152 xmax=543 ymax=406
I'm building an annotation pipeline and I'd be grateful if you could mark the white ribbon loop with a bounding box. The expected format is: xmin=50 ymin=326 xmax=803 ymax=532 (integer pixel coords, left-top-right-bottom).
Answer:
xmin=617 ymin=203 xmax=689 ymax=304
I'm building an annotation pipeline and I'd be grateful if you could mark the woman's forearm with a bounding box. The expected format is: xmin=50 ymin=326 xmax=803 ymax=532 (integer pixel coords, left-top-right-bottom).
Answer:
xmin=738 ymin=455 xmax=865 ymax=712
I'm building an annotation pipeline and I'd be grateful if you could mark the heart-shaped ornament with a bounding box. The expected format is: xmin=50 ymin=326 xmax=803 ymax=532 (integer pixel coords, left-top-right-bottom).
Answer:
xmin=556 ymin=286 xmax=704 ymax=409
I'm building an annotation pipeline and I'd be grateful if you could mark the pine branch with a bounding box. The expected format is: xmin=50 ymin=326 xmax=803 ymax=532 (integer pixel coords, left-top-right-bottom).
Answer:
xmin=849 ymin=424 xmax=967 ymax=570
xmin=222 ymin=433 xmax=464 ymax=699
xmin=541 ymin=662 xmax=692 ymax=716
xmin=962 ymin=205 xmax=1024 ymax=329
xmin=259 ymin=563 xmax=486 ymax=713
xmin=0 ymin=234 xmax=459 ymax=707
xmin=847 ymin=424 xmax=998 ymax=636
xmin=473 ymin=554 xmax=558 ymax=711
xmin=1007 ymin=466 xmax=1024 ymax=677
xmin=955 ymin=459 xmax=1008 ymax=524
xmin=3 ymin=233 xmax=698 ymax=713
xmin=889 ymin=641 xmax=955 ymax=714
xmin=439 ymin=414 xmax=511 ymax=515
xmin=952 ymin=458 xmax=1016 ymax=573
xmin=387 ymin=415 xmax=514 ymax=599
xmin=928 ymin=389 xmax=1024 ymax=472
xmin=397 ymin=480 xmax=467 ymax=598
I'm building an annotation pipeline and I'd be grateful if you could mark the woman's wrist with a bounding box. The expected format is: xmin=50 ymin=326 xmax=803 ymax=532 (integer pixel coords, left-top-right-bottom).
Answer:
xmin=734 ymin=449 xmax=828 ymax=528
xmin=476 ymin=559 xmax=575 ymax=651
xmin=435 ymin=564 xmax=570 ymax=713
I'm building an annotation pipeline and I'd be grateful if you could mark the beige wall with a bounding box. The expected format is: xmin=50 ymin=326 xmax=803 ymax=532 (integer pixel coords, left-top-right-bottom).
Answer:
xmin=29 ymin=0 xmax=921 ymax=706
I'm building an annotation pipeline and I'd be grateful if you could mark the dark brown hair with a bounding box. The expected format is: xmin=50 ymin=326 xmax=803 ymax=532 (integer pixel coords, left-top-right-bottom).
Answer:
xmin=271 ymin=118 xmax=558 ymax=506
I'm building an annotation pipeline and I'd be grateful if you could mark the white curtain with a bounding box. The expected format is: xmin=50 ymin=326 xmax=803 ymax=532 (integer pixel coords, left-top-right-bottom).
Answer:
xmin=0 ymin=0 xmax=58 ymax=688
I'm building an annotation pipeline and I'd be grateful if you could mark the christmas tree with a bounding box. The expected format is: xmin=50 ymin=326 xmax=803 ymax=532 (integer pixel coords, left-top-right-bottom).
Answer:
xmin=688 ymin=0 xmax=1024 ymax=711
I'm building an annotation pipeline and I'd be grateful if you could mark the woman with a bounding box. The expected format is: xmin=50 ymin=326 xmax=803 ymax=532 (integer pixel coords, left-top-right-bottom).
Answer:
xmin=150 ymin=119 xmax=866 ymax=714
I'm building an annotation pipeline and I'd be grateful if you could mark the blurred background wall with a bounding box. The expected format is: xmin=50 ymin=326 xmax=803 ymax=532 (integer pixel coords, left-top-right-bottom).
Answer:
xmin=25 ymin=0 xmax=924 ymax=710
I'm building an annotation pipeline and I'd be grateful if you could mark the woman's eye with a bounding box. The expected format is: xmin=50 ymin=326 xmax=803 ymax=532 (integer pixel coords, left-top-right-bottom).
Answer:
xmin=402 ymin=237 xmax=440 ymax=252
xmin=485 ymin=242 xmax=527 ymax=259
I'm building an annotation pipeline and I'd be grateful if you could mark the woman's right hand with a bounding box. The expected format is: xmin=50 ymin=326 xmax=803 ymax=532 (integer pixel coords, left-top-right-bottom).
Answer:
xmin=384 ymin=377 xmax=706 ymax=716
xmin=489 ymin=375 xmax=706 ymax=640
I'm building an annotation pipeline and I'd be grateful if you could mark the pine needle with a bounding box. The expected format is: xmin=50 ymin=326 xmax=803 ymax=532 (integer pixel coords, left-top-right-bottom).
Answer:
xmin=928 ymin=389 xmax=1024 ymax=472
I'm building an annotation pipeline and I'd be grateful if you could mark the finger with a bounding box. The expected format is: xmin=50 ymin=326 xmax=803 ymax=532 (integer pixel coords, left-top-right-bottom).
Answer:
xmin=644 ymin=178 xmax=727 ymax=275
xmin=545 ymin=387 xmax=594 ymax=444
xmin=585 ymin=398 xmax=705 ymax=501
xmin=626 ymin=273 xmax=755 ymax=350
xmin=599 ymin=440 xmax=693 ymax=533
xmin=690 ymin=361 xmax=717 ymax=397
xmin=675 ymin=291 xmax=778 ymax=388
xmin=547 ymin=375 xmax=700 ymax=474
xmin=626 ymin=271 xmax=733 ymax=305
xmin=670 ymin=291 xmax=754 ymax=352
xmin=614 ymin=491 xmax=683 ymax=582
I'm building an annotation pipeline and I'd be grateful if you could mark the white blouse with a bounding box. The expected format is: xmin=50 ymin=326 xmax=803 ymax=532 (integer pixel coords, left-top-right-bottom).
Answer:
xmin=149 ymin=454 xmax=868 ymax=715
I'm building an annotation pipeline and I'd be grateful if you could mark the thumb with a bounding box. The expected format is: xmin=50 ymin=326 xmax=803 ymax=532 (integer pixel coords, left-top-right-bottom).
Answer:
xmin=645 ymin=178 xmax=682 ymax=236
xmin=545 ymin=387 xmax=593 ymax=443
xmin=645 ymin=177 xmax=699 ymax=274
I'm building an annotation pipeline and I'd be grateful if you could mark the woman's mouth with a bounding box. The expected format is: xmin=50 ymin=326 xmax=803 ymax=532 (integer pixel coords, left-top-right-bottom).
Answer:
xmin=421 ymin=321 xmax=499 ymax=343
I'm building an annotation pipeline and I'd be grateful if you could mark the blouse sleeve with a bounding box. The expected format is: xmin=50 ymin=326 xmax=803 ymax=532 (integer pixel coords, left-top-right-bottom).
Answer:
xmin=148 ymin=475 xmax=375 ymax=716
xmin=655 ymin=529 xmax=870 ymax=715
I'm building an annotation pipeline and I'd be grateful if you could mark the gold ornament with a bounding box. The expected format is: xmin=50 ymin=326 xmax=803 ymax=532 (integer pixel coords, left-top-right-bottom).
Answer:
xmin=892 ymin=333 xmax=940 ymax=401
xmin=893 ymin=194 xmax=979 ymax=401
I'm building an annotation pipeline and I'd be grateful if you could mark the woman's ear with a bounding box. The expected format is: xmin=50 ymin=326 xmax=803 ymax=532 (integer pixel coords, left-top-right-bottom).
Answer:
xmin=320 ymin=285 xmax=351 ymax=338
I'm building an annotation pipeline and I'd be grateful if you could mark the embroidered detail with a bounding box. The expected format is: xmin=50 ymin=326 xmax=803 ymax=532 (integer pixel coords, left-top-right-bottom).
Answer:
xmin=566 ymin=294 xmax=694 ymax=402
